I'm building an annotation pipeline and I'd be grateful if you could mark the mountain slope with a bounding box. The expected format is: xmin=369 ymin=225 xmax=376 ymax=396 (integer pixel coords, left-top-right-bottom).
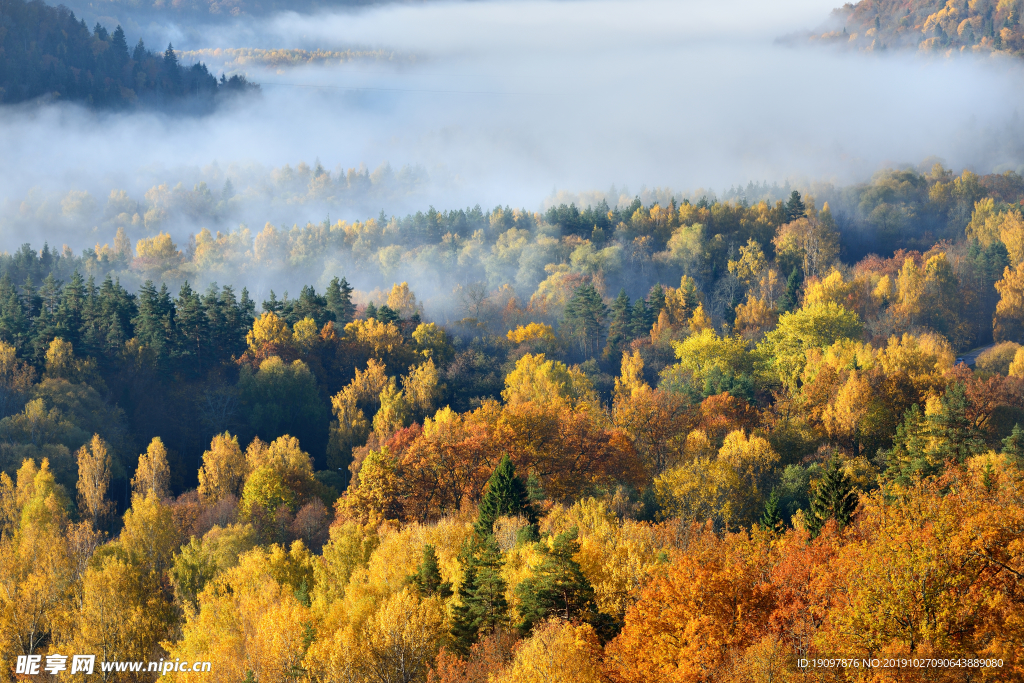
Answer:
xmin=814 ymin=0 xmax=1023 ymax=57
xmin=0 ymin=0 xmax=256 ymax=107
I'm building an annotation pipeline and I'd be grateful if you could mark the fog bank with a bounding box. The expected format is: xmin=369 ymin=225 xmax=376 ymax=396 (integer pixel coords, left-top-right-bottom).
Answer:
xmin=2 ymin=0 xmax=1024 ymax=255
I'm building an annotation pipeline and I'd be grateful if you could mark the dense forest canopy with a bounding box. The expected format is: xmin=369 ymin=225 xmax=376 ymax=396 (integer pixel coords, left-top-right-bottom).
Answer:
xmin=3 ymin=0 xmax=1024 ymax=677
xmin=1 ymin=162 xmax=1024 ymax=678
xmin=10 ymin=159 xmax=1024 ymax=304
xmin=0 ymin=0 xmax=257 ymax=107
xmin=819 ymin=0 xmax=1024 ymax=56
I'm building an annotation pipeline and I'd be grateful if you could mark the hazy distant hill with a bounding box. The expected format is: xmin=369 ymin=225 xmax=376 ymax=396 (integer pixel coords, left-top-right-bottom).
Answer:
xmin=62 ymin=0 xmax=396 ymax=21
xmin=814 ymin=0 xmax=1023 ymax=56
xmin=0 ymin=0 xmax=257 ymax=108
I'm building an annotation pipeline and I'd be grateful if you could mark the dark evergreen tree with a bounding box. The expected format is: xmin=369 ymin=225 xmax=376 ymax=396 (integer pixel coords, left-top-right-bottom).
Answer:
xmin=133 ymin=280 xmax=174 ymax=358
xmin=932 ymin=382 xmax=986 ymax=463
xmin=293 ymin=285 xmax=329 ymax=327
xmin=262 ymin=290 xmax=284 ymax=315
xmin=364 ymin=302 xmax=378 ymax=320
xmin=31 ymin=274 xmax=62 ymax=360
xmin=476 ymin=455 xmax=538 ymax=538
xmin=450 ymin=534 xmax=508 ymax=654
xmin=785 ymin=190 xmax=806 ymax=223
xmin=55 ymin=270 xmax=86 ymax=349
xmin=1002 ymin=423 xmax=1024 ymax=465
xmin=0 ymin=276 xmax=29 ymax=352
xmin=239 ymin=287 xmax=257 ymax=324
xmin=110 ymin=26 xmax=129 ymax=66
xmin=778 ymin=267 xmax=802 ymax=313
xmin=79 ymin=276 xmax=103 ymax=357
xmin=217 ymin=285 xmax=243 ymax=361
xmin=562 ymin=283 xmax=607 ymax=359
xmin=515 ymin=528 xmax=601 ymax=636
xmin=409 ymin=544 xmax=452 ymax=598
xmin=630 ymin=298 xmax=652 ymax=338
xmin=648 ymin=283 xmax=666 ymax=315
xmin=760 ymin=488 xmax=782 ymax=531
xmin=162 ymin=43 xmax=182 ymax=95
xmin=376 ymin=305 xmax=400 ymax=325
xmin=326 ymin=277 xmax=356 ymax=325
xmin=602 ymin=289 xmax=631 ymax=362
xmin=807 ymin=458 xmax=858 ymax=537
xmin=20 ymin=277 xmax=41 ymax=321
xmin=175 ymin=282 xmax=208 ymax=372
xmin=203 ymin=285 xmax=228 ymax=363
xmin=883 ymin=403 xmax=932 ymax=484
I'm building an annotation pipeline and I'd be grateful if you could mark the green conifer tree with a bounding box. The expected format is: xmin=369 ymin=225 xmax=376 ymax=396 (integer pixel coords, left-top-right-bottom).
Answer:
xmin=410 ymin=544 xmax=452 ymax=598
xmin=1002 ymin=423 xmax=1024 ymax=465
xmin=785 ymin=190 xmax=806 ymax=223
xmin=630 ymin=298 xmax=652 ymax=338
xmin=807 ymin=458 xmax=858 ymax=537
xmin=648 ymin=283 xmax=666 ymax=315
xmin=450 ymin=534 xmax=508 ymax=654
xmin=883 ymin=403 xmax=933 ymax=484
xmin=932 ymin=382 xmax=985 ymax=463
xmin=515 ymin=528 xmax=601 ymax=636
xmin=294 ymin=285 xmax=329 ymax=327
xmin=981 ymin=458 xmax=997 ymax=493
xmin=778 ymin=267 xmax=802 ymax=313
xmin=326 ymin=276 xmax=356 ymax=325
xmin=376 ymin=304 xmax=400 ymax=325
xmin=262 ymin=290 xmax=283 ymax=315
xmin=602 ymin=289 xmax=632 ymax=361
xmin=562 ymin=283 xmax=607 ymax=359
xmin=476 ymin=455 xmax=537 ymax=537
xmin=760 ymin=488 xmax=782 ymax=531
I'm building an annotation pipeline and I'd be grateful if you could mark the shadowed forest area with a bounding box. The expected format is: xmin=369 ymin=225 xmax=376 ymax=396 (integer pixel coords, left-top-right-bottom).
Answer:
xmin=0 ymin=0 xmax=257 ymax=107
xmin=0 ymin=160 xmax=1022 ymax=680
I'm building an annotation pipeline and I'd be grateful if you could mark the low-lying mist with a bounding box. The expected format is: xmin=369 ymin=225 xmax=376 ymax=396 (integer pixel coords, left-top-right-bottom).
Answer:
xmin=2 ymin=0 xmax=1024 ymax=297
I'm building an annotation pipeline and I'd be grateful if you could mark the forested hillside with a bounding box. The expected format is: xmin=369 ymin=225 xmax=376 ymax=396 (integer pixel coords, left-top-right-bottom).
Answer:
xmin=1 ymin=163 xmax=1024 ymax=679
xmin=0 ymin=0 xmax=257 ymax=107
xmin=820 ymin=0 xmax=1024 ymax=56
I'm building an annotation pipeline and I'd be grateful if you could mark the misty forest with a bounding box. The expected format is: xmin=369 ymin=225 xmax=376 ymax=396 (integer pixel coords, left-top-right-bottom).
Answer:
xmin=4 ymin=0 xmax=1024 ymax=681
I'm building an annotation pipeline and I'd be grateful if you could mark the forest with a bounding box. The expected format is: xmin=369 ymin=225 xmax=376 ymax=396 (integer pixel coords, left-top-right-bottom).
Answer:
xmin=0 ymin=158 xmax=1021 ymax=680
xmin=0 ymin=0 xmax=257 ymax=107
xmin=820 ymin=0 xmax=1024 ymax=56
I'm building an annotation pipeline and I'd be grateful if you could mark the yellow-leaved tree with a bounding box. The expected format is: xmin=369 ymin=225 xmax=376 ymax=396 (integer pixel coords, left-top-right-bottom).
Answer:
xmin=995 ymin=262 xmax=1024 ymax=342
xmin=490 ymin=619 xmax=604 ymax=683
xmin=197 ymin=432 xmax=248 ymax=503
xmin=131 ymin=437 xmax=171 ymax=502
xmin=501 ymin=353 xmax=596 ymax=409
xmin=76 ymin=434 xmax=112 ymax=528
xmin=167 ymin=544 xmax=314 ymax=682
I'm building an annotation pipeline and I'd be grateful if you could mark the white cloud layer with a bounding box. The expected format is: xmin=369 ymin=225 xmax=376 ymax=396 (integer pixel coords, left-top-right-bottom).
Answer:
xmin=1 ymin=0 xmax=1023 ymax=250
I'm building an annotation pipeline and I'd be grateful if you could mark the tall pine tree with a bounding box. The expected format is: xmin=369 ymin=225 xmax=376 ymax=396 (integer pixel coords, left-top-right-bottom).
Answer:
xmin=562 ymin=283 xmax=606 ymax=359
xmin=778 ymin=267 xmax=802 ymax=313
xmin=602 ymin=289 xmax=632 ymax=361
xmin=807 ymin=458 xmax=857 ymax=537
xmin=785 ymin=190 xmax=806 ymax=223
xmin=326 ymin=276 xmax=356 ymax=325
xmin=475 ymin=455 xmax=538 ymax=538
xmin=450 ymin=534 xmax=508 ymax=654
